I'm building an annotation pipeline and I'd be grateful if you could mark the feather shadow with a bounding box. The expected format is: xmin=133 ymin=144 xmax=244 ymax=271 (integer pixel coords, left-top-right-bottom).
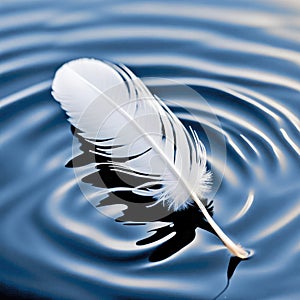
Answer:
xmin=136 ymin=201 xmax=214 ymax=262
xmin=68 ymin=126 xmax=218 ymax=262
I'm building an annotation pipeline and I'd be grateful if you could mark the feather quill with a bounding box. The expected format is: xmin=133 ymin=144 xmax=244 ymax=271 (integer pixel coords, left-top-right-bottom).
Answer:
xmin=52 ymin=58 xmax=249 ymax=259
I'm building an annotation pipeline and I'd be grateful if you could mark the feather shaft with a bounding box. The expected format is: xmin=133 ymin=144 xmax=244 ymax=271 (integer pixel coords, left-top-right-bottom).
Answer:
xmin=191 ymin=192 xmax=249 ymax=258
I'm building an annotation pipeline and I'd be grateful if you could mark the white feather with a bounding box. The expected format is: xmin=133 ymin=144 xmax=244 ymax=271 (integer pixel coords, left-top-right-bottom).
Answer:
xmin=52 ymin=58 xmax=249 ymax=259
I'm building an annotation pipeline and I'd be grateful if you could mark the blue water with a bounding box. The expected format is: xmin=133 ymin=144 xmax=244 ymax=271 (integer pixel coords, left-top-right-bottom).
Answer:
xmin=1 ymin=0 xmax=300 ymax=299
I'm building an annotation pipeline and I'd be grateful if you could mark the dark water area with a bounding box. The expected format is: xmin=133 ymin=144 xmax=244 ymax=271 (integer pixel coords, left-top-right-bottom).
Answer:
xmin=1 ymin=0 xmax=299 ymax=299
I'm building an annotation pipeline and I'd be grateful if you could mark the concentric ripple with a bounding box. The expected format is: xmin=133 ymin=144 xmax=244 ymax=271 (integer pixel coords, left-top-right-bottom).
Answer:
xmin=1 ymin=0 xmax=299 ymax=299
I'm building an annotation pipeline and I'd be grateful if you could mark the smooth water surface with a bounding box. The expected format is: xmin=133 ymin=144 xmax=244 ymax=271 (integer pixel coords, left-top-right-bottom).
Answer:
xmin=1 ymin=0 xmax=299 ymax=299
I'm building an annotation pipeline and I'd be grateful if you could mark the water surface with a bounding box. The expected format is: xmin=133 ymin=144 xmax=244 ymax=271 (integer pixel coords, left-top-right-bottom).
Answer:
xmin=1 ymin=0 xmax=299 ymax=299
